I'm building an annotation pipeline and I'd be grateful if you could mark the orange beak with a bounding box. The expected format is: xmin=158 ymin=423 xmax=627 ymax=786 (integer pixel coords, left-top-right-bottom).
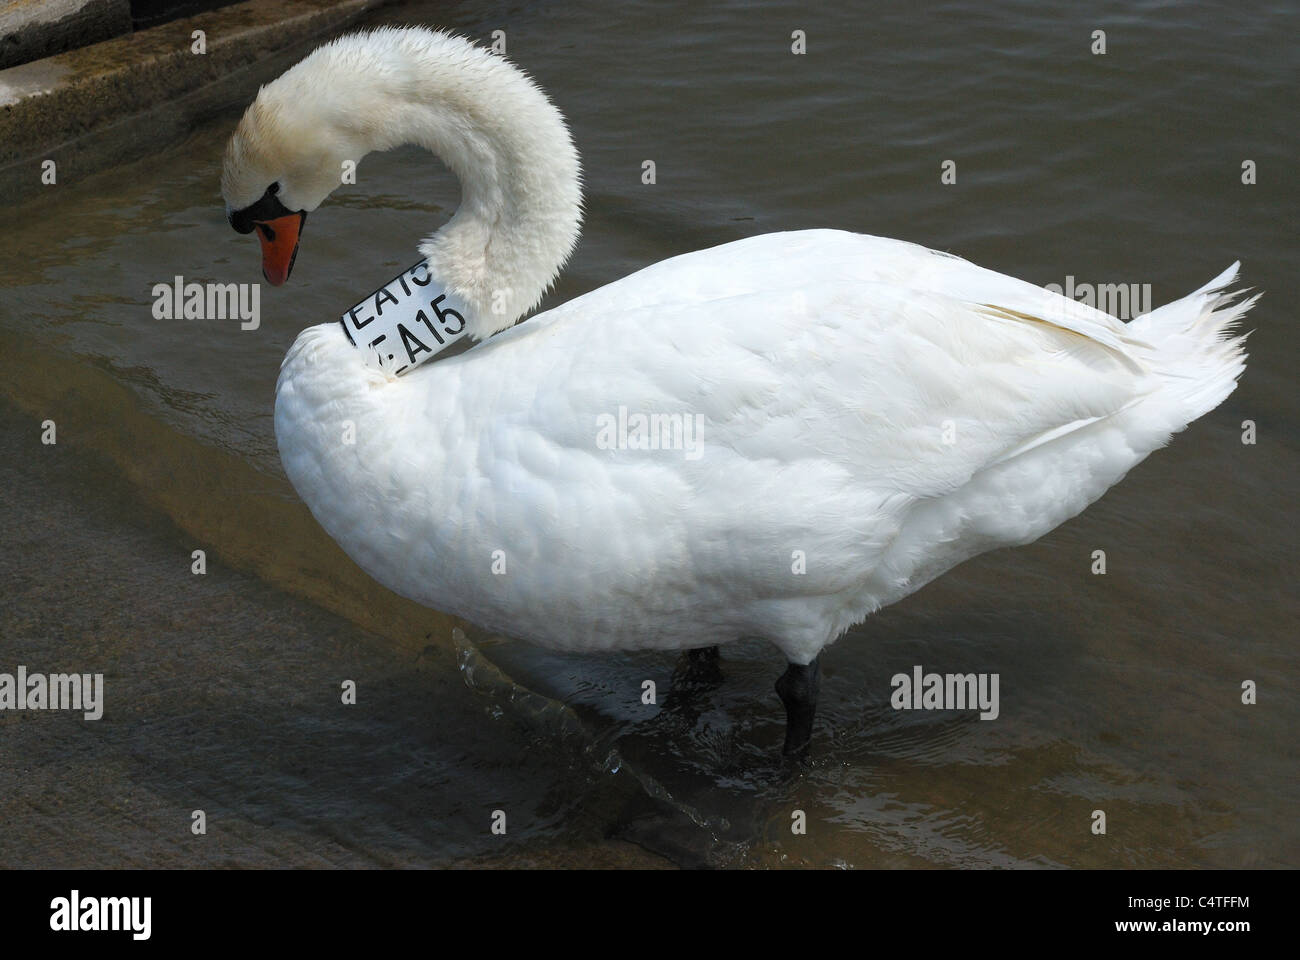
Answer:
xmin=255 ymin=212 xmax=306 ymax=286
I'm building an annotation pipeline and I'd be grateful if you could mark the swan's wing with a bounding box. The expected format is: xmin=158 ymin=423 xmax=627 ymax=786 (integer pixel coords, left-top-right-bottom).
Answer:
xmin=488 ymin=229 xmax=1150 ymax=505
xmin=403 ymin=230 xmax=1162 ymax=635
xmin=442 ymin=267 xmax=1145 ymax=621
xmin=553 ymin=229 xmax=1151 ymax=370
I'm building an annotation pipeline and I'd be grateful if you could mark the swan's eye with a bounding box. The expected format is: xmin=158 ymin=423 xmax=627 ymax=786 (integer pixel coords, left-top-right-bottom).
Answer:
xmin=228 ymin=182 xmax=290 ymax=234
xmin=229 ymin=179 xmax=306 ymax=286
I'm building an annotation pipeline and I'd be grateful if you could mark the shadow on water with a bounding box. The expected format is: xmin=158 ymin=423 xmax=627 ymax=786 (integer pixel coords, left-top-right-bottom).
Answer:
xmin=457 ymin=584 xmax=1281 ymax=868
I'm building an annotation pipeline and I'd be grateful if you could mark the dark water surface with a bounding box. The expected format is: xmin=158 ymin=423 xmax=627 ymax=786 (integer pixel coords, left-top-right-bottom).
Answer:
xmin=1 ymin=0 xmax=1295 ymax=867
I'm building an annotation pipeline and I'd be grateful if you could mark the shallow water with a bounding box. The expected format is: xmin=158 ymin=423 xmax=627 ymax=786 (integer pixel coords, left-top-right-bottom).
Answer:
xmin=0 ymin=0 xmax=1296 ymax=868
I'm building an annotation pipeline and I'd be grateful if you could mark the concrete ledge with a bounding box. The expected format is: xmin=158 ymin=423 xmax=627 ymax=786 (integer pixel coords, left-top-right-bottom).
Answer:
xmin=0 ymin=0 xmax=381 ymax=204
xmin=0 ymin=0 xmax=132 ymax=70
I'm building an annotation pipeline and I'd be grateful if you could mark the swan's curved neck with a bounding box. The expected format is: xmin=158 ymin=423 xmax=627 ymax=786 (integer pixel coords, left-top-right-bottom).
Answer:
xmin=324 ymin=32 xmax=582 ymax=339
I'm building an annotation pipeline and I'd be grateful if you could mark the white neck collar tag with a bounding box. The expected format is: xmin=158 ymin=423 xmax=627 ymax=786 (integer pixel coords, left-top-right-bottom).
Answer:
xmin=340 ymin=261 xmax=472 ymax=375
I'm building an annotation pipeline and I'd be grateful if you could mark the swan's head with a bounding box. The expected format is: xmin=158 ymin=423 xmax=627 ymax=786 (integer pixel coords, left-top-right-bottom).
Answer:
xmin=221 ymin=75 xmax=360 ymax=285
xmin=221 ymin=26 xmax=584 ymax=339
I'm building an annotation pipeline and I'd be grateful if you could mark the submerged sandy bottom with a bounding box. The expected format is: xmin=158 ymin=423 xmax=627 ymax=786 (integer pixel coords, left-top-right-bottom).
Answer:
xmin=0 ymin=399 xmax=672 ymax=868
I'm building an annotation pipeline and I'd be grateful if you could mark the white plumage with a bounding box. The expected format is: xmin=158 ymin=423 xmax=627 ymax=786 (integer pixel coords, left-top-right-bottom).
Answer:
xmin=224 ymin=27 xmax=1255 ymax=752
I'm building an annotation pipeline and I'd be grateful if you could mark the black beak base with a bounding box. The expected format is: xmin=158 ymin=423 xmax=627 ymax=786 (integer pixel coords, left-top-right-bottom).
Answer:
xmin=228 ymin=181 xmax=295 ymax=234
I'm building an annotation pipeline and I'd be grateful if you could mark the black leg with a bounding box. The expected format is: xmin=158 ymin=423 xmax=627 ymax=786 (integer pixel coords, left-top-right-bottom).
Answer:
xmin=674 ymin=645 xmax=723 ymax=687
xmin=687 ymin=645 xmax=719 ymax=667
xmin=775 ymin=656 xmax=821 ymax=757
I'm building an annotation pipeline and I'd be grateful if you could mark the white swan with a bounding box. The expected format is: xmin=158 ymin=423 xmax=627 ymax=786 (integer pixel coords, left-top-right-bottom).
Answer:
xmin=222 ymin=27 xmax=1255 ymax=755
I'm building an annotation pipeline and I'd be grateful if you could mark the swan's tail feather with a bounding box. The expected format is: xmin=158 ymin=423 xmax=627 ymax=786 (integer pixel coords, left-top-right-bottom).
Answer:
xmin=1130 ymin=263 xmax=1257 ymax=428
